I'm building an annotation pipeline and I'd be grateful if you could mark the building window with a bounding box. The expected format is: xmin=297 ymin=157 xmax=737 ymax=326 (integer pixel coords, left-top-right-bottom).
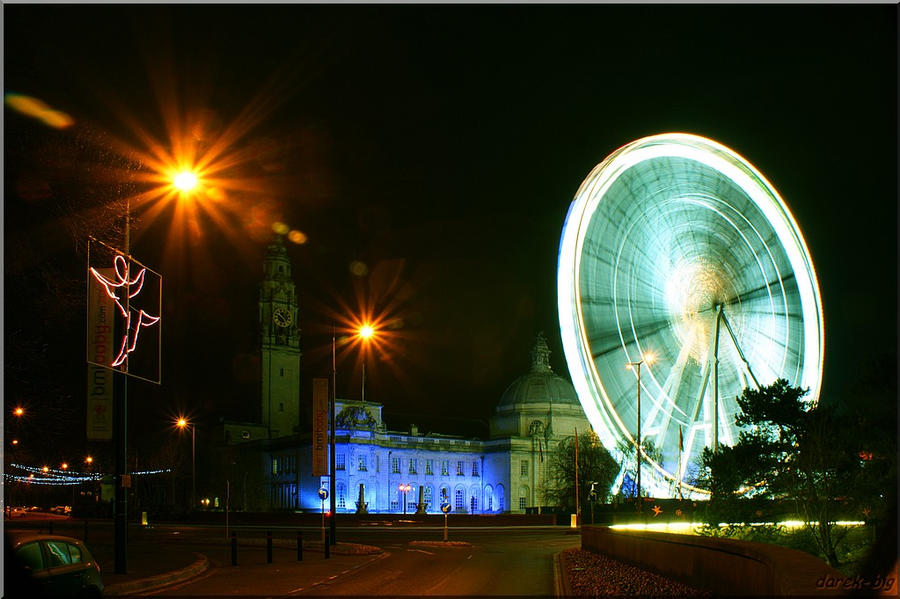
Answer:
xmin=408 ymin=459 xmax=417 ymax=475
xmin=424 ymin=485 xmax=433 ymax=507
xmin=441 ymin=460 xmax=449 ymax=476
xmin=337 ymin=483 xmax=346 ymax=510
xmin=358 ymin=455 xmax=367 ymax=472
xmin=470 ymin=495 xmax=478 ymax=513
xmin=425 ymin=459 xmax=433 ymax=475
xmin=455 ymin=489 xmax=465 ymax=511
xmin=472 ymin=461 xmax=479 ymax=476
xmin=456 ymin=461 xmax=464 ymax=476
xmin=519 ymin=496 xmax=527 ymax=510
xmin=520 ymin=460 xmax=528 ymax=476
xmin=280 ymin=368 xmax=284 ymax=376
xmin=271 ymin=458 xmax=278 ymax=475
xmin=391 ymin=457 xmax=400 ymax=473
xmin=336 ymin=454 xmax=345 ymax=471
xmin=279 ymin=402 xmax=284 ymax=412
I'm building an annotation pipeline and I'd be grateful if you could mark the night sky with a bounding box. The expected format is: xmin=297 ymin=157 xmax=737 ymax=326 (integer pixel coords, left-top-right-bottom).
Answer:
xmin=4 ymin=5 xmax=897 ymax=465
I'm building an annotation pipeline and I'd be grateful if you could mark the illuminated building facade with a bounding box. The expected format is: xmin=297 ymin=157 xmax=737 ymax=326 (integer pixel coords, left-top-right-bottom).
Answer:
xmin=221 ymin=238 xmax=591 ymax=513
xmin=259 ymin=334 xmax=590 ymax=514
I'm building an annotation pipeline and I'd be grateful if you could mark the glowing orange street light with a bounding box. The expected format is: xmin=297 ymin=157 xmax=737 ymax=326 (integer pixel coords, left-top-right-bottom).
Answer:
xmin=172 ymin=170 xmax=199 ymax=193
xmin=85 ymin=456 xmax=94 ymax=464
xmin=356 ymin=323 xmax=378 ymax=403
xmin=61 ymin=463 xmax=69 ymax=470
xmin=175 ymin=417 xmax=196 ymax=510
xmin=11 ymin=439 xmax=19 ymax=446
xmin=13 ymin=407 xmax=24 ymax=417
xmin=42 ymin=466 xmax=49 ymax=473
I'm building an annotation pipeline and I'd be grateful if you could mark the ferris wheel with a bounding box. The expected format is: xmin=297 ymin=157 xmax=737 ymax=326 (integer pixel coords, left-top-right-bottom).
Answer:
xmin=557 ymin=133 xmax=824 ymax=499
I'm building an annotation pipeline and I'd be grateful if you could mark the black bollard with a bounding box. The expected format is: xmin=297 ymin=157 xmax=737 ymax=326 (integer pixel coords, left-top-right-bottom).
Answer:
xmin=231 ymin=532 xmax=237 ymax=566
xmin=324 ymin=535 xmax=330 ymax=559
xmin=297 ymin=531 xmax=303 ymax=561
xmin=266 ymin=531 xmax=273 ymax=564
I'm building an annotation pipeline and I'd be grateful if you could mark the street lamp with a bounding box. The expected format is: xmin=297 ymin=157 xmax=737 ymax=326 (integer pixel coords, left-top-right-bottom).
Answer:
xmin=172 ymin=170 xmax=199 ymax=193
xmin=398 ymin=483 xmax=411 ymax=515
xmin=626 ymin=351 xmax=656 ymax=513
xmin=327 ymin=320 xmax=379 ymax=545
xmin=13 ymin=406 xmax=24 ymax=417
xmin=176 ymin=418 xmax=196 ymax=510
xmin=357 ymin=323 xmax=376 ymax=404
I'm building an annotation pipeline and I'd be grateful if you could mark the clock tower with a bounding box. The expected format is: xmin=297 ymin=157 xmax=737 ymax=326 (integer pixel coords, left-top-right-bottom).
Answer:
xmin=259 ymin=235 xmax=301 ymax=438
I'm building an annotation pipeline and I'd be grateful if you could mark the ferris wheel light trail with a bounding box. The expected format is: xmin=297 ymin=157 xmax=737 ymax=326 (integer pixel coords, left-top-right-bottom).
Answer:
xmin=558 ymin=133 xmax=824 ymax=499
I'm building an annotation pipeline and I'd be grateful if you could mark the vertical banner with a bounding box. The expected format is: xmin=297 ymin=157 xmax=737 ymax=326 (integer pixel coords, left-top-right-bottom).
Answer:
xmin=87 ymin=268 xmax=115 ymax=440
xmin=312 ymin=378 xmax=329 ymax=476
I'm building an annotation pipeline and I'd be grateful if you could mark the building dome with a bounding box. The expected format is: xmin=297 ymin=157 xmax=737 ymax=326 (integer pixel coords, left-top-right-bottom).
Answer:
xmin=497 ymin=333 xmax=580 ymax=408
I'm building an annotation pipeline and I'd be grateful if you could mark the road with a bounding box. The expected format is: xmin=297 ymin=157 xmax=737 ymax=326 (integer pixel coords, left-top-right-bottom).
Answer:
xmin=153 ymin=526 xmax=579 ymax=596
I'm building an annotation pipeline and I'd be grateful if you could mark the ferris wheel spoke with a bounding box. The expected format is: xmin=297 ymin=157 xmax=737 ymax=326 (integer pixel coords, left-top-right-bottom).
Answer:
xmin=724 ymin=272 xmax=796 ymax=305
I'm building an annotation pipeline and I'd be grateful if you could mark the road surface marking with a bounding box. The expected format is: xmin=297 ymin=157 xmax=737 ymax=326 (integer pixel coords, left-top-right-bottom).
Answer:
xmin=467 ymin=554 xmax=473 ymax=560
xmin=407 ymin=548 xmax=435 ymax=555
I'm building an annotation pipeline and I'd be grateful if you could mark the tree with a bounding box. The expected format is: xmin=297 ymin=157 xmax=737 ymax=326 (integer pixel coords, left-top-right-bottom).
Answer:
xmin=615 ymin=438 xmax=662 ymax=499
xmin=540 ymin=429 xmax=618 ymax=511
xmin=701 ymin=379 xmax=881 ymax=567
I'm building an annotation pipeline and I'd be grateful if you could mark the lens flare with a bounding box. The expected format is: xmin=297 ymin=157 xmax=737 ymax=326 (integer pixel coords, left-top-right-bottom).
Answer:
xmin=5 ymin=93 xmax=74 ymax=129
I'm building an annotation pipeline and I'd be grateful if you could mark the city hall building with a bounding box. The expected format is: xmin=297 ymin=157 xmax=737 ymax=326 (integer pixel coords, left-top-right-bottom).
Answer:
xmin=222 ymin=236 xmax=590 ymax=514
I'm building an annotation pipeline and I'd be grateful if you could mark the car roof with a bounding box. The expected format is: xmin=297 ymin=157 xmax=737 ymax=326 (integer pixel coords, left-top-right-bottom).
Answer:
xmin=5 ymin=531 xmax=86 ymax=550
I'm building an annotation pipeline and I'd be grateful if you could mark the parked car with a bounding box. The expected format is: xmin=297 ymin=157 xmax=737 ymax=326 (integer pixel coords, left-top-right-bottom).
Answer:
xmin=5 ymin=531 xmax=103 ymax=598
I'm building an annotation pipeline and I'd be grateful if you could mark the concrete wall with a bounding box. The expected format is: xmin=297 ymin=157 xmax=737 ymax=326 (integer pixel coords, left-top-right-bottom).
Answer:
xmin=581 ymin=526 xmax=844 ymax=596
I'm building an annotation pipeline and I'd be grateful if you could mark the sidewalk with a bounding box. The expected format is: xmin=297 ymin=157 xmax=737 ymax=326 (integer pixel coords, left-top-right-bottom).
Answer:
xmin=91 ymin=541 xmax=209 ymax=596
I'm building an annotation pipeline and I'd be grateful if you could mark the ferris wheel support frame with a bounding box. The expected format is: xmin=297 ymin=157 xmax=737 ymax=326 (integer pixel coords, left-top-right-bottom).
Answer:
xmin=710 ymin=303 xmax=762 ymax=451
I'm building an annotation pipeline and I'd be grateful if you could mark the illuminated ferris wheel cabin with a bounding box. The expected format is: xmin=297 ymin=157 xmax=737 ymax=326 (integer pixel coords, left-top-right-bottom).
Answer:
xmin=557 ymin=133 xmax=824 ymax=499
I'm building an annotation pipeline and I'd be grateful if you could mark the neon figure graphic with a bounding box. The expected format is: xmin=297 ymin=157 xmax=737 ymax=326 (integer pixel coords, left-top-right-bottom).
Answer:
xmin=90 ymin=255 xmax=160 ymax=368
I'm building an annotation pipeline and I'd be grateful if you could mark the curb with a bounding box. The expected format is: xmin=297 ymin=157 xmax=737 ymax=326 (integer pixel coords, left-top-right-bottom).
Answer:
xmin=554 ymin=550 xmax=573 ymax=597
xmin=104 ymin=553 xmax=209 ymax=596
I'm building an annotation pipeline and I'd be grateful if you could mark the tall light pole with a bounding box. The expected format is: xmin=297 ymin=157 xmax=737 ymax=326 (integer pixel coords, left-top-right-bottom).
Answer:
xmin=358 ymin=324 xmax=374 ymax=404
xmin=329 ymin=327 xmax=336 ymax=546
xmin=626 ymin=351 xmax=655 ymax=513
xmin=176 ymin=418 xmax=195 ymax=510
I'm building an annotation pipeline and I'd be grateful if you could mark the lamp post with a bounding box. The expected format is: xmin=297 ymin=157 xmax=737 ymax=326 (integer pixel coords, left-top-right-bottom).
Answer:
xmin=176 ymin=418 xmax=196 ymax=510
xmin=626 ymin=352 xmax=655 ymax=513
xmin=330 ymin=328 xmax=336 ymax=546
xmin=358 ymin=324 xmax=374 ymax=404
xmin=398 ymin=483 xmax=411 ymax=515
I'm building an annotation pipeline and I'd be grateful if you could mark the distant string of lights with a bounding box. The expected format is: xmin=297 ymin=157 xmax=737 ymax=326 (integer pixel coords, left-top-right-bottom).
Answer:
xmin=6 ymin=463 xmax=171 ymax=487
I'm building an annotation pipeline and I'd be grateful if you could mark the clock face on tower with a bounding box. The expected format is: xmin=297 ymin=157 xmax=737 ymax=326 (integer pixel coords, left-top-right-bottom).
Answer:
xmin=273 ymin=307 xmax=292 ymax=327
